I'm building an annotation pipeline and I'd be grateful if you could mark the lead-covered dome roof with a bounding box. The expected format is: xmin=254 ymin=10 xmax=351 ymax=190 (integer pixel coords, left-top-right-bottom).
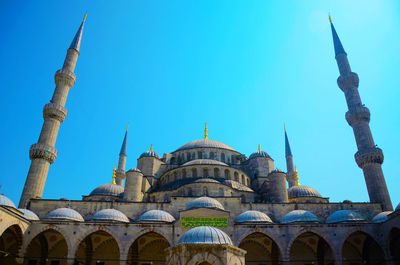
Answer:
xmin=140 ymin=150 xmax=161 ymax=159
xmin=92 ymin=209 xmax=129 ymax=223
xmin=326 ymin=210 xmax=365 ymax=223
xmin=281 ymin=210 xmax=319 ymax=223
xmin=235 ymin=210 xmax=273 ymax=223
xmin=89 ymin=183 xmax=124 ymax=197
xmin=288 ymin=185 xmax=322 ymax=198
xmin=178 ymin=226 xmax=233 ymax=245
xmin=138 ymin=210 xmax=175 ymax=223
xmin=45 ymin=208 xmax=84 ymax=222
xmin=249 ymin=150 xmax=271 ymax=159
xmin=371 ymin=211 xmax=393 ymax=223
xmin=182 ymin=159 xmax=228 ymax=167
xmin=186 ymin=197 xmax=224 ymax=211
xmin=176 ymin=139 xmax=235 ymax=152
xmin=0 ymin=195 xmax=16 ymax=208
xmin=18 ymin=209 xmax=39 ymax=220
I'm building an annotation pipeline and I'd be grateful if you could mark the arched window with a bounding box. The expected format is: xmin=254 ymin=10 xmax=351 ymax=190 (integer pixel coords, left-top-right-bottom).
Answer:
xmin=170 ymin=157 xmax=176 ymax=165
xmin=234 ymin=172 xmax=239 ymax=182
xmin=186 ymin=152 xmax=190 ymax=160
xmin=192 ymin=168 xmax=197 ymax=178
xmin=210 ymin=152 xmax=215 ymax=159
xmin=203 ymin=187 xmax=208 ymax=196
xmin=182 ymin=169 xmax=186 ymax=179
xmin=198 ymin=151 xmax=203 ymax=159
xmin=173 ymin=172 xmax=177 ymax=180
xmin=214 ymin=168 xmax=220 ymax=178
xmin=241 ymin=175 xmax=245 ymax=184
xmin=225 ymin=169 xmax=231 ymax=179
xmin=221 ymin=152 xmax=225 ymax=162
xmin=203 ymin=168 xmax=209 ymax=177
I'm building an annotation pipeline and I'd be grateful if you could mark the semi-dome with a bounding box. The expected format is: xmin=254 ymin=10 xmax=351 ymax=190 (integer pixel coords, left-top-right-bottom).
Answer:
xmin=138 ymin=210 xmax=175 ymax=223
xmin=0 ymin=195 xmax=16 ymax=208
xmin=89 ymin=183 xmax=124 ymax=197
xmin=178 ymin=226 xmax=233 ymax=245
xmin=182 ymin=159 xmax=228 ymax=167
xmin=288 ymin=185 xmax=322 ymax=199
xmin=281 ymin=210 xmax=319 ymax=223
xmin=249 ymin=150 xmax=271 ymax=159
xmin=326 ymin=210 xmax=365 ymax=224
xmin=139 ymin=150 xmax=161 ymax=159
xmin=235 ymin=210 xmax=273 ymax=223
xmin=18 ymin=209 xmax=39 ymax=220
xmin=223 ymin=180 xmax=253 ymax=192
xmin=92 ymin=209 xmax=129 ymax=223
xmin=45 ymin=208 xmax=84 ymax=222
xmin=176 ymin=139 xmax=235 ymax=152
xmin=371 ymin=211 xmax=393 ymax=223
xmin=186 ymin=197 xmax=224 ymax=211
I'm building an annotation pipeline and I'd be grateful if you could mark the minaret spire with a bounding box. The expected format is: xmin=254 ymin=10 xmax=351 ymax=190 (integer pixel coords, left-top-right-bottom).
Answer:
xmin=204 ymin=123 xmax=208 ymax=140
xmin=330 ymin=17 xmax=392 ymax=210
xmin=116 ymin=125 xmax=128 ymax=186
xmin=284 ymin=125 xmax=295 ymax=187
xmin=19 ymin=15 xmax=87 ymax=208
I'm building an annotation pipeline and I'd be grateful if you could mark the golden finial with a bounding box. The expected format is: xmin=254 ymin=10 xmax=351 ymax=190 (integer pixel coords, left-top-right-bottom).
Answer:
xmin=111 ymin=164 xmax=116 ymax=184
xmin=329 ymin=15 xmax=332 ymax=23
xmin=204 ymin=123 xmax=208 ymax=140
xmin=83 ymin=12 xmax=87 ymax=22
xmin=258 ymin=144 xmax=261 ymax=152
xmin=284 ymin=123 xmax=286 ymax=132
xmin=150 ymin=144 xmax=153 ymax=152
xmin=294 ymin=166 xmax=299 ymax=186
xmin=126 ymin=123 xmax=129 ymax=131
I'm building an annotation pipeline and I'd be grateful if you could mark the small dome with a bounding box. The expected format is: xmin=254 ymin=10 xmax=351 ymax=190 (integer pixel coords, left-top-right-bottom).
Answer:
xmin=182 ymin=159 xmax=228 ymax=167
xmin=176 ymin=139 xmax=235 ymax=152
xmin=89 ymin=183 xmax=124 ymax=197
xmin=249 ymin=150 xmax=271 ymax=159
xmin=138 ymin=210 xmax=175 ymax=223
xmin=396 ymin=203 xmax=400 ymax=211
xmin=343 ymin=199 xmax=352 ymax=203
xmin=371 ymin=211 xmax=393 ymax=223
xmin=0 ymin=195 xmax=16 ymax=208
xmin=326 ymin=210 xmax=365 ymax=224
xmin=18 ymin=209 xmax=39 ymax=220
xmin=270 ymin=169 xmax=284 ymax=173
xmin=45 ymin=208 xmax=84 ymax=222
xmin=127 ymin=168 xmax=142 ymax=173
xmin=92 ymin=209 xmax=129 ymax=223
xmin=235 ymin=210 xmax=273 ymax=223
xmin=139 ymin=150 xmax=161 ymax=159
xmin=281 ymin=210 xmax=319 ymax=223
xmin=288 ymin=185 xmax=322 ymax=199
xmin=186 ymin=197 xmax=224 ymax=211
xmin=178 ymin=226 xmax=233 ymax=245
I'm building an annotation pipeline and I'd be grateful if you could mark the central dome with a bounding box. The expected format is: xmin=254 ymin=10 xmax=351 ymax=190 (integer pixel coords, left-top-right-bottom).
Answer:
xmin=175 ymin=139 xmax=235 ymax=152
xmin=182 ymin=159 xmax=228 ymax=167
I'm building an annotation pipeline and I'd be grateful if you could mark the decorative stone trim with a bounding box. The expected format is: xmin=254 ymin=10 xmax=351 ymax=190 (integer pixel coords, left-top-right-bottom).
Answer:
xmin=29 ymin=143 xmax=58 ymax=164
xmin=54 ymin=69 xmax=76 ymax=87
xmin=355 ymin=147 xmax=384 ymax=168
xmin=337 ymin=72 xmax=359 ymax=91
xmin=43 ymin=103 xmax=68 ymax=123
xmin=345 ymin=106 xmax=370 ymax=126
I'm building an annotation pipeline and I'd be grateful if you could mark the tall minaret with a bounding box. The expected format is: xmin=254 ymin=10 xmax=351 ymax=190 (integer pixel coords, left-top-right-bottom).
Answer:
xmin=330 ymin=17 xmax=393 ymax=210
xmin=19 ymin=15 xmax=87 ymax=208
xmin=116 ymin=125 xmax=128 ymax=185
xmin=284 ymin=125 xmax=295 ymax=187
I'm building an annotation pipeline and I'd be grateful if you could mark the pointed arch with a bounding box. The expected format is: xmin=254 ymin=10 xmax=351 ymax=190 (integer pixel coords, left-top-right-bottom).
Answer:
xmin=127 ymin=231 xmax=170 ymax=265
xmin=389 ymin=227 xmax=400 ymax=264
xmin=0 ymin=224 xmax=23 ymax=265
xmin=238 ymin=232 xmax=282 ymax=265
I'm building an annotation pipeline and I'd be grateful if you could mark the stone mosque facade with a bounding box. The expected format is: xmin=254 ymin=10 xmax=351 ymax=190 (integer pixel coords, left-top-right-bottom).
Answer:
xmin=0 ymin=15 xmax=399 ymax=265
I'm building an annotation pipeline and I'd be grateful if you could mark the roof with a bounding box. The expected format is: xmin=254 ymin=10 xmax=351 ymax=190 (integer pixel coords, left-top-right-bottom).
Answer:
xmin=0 ymin=194 xmax=16 ymax=208
xmin=186 ymin=197 xmax=224 ymax=211
xmin=396 ymin=203 xmax=400 ymax=211
xmin=235 ymin=210 xmax=273 ymax=223
xmin=139 ymin=150 xmax=161 ymax=159
xmin=288 ymin=185 xmax=322 ymax=199
xmin=89 ymin=183 xmax=124 ymax=197
xmin=45 ymin=208 xmax=84 ymax=222
xmin=18 ymin=209 xmax=40 ymax=220
xmin=249 ymin=150 xmax=271 ymax=159
xmin=92 ymin=209 xmax=129 ymax=223
xmin=175 ymin=139 xmax=235 ymax=152
xmin=281 ymin=210 xmax=319 ymax=223
xmin=138 ymin=210 xmax=175 ymax=223
xmin=371 ymin=211 xmax=393 ymax=223
xmin=178 ymin=226 xmax=233 ymax=245
xmin=69 ymin=14 xmax=86 ymax=53
xmin=326 ymin=210 xmax=365 ymax=224
xmin=182 ymin=159 xmax=228 ymax=167
xmin=330 ymin=20 xmax=346 ymax=57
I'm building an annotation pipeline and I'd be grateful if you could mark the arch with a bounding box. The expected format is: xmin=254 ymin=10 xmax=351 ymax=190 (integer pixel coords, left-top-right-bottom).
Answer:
xmin=187 ymin=187 xmax=193 ymax=196
xmin=239 ymin=232 xmax=282 ymax=265
xmin=24 ymin=228 xmax=68 ymax=265
xmin=0 ymin=224 xmax=23 ymax=265
xmin=389 ymin=227 xmax=400 ymax=264
xmin=225 ymin=169 xmax=231 ymax=180
xmin=170 ymin=157 xmax=176 ymax=165
xmin=203 ymin=187 xmax=208 ymax=196
xmin=186 ymin=152 xmax=190 ymax=161
xmin=75 ymin=230 xmax=120 ymax=265
xmin=241 ymin=175 xmax=245 ymax=184
xmin=289 ymin=231 xmax=335 ymax=265
xmin=342 ymin=231 xmax=386 ymax=265
xmin=187 ymin=252 xmax=223 ymax=265
xmin=127 ymin=232 xmax=170 ymax=265
xmin=218 ymin=188 xmax=224 ymax=196
xmin=214 ymin=167 xmax=220 ymax=178
xmin=221 ymin=152 xmax=225 ymax=162
xmin=198 ymin=151 xmax=203 ymax=159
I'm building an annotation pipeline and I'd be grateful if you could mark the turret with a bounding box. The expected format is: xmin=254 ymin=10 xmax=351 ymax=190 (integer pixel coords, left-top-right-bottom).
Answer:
xmin=137 ymin=145 xmax=163 ymax=177
xmin=124 ymin=168 xmax=144 ymax=201
xmin=284 ymin=125 xmax=295 ymax=187
xmin=116 ymin=125 xmax=128 ymax=185
xmin=248 ymin=145 xmax=274 ymax=190
xmin=19 ymin=14 xmax=87 ymax=208
xmin=330 ymin=17 xmax=392 ymax=210
xmin=266 ymin=169 xmax=288 ymax=203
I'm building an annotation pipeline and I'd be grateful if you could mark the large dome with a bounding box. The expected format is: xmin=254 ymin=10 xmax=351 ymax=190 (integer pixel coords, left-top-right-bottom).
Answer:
xmin=92 ymin=209 xmax=129 ymax=223
xmin=235 ymin=210 xmax=273 ymax=223
xmin=89 ymin=183 xmax=124 ymax=197
xmin=45 ymin=208 xmax=84 ymax=222
xmin=182 ymin=159 xmax=228 ymax=167
xmin=176 ymin=139 xmax=235 ymax=152
xmin=186 ymin=197 xmax=224 ymax=211
xmin=178 ymin=226 xmax=233 ymax=245
xmin=288 ymin=185 xmax=322 ymax=199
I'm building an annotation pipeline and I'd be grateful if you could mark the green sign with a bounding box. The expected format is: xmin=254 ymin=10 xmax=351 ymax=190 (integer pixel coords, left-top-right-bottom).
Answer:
xmin=182 ymin=217 xmax=228 ymax=228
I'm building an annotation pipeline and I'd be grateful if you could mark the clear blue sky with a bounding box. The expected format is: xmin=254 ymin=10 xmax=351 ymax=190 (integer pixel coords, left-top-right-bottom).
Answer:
xmin=1 ymin=1 xmax=399 ymax=207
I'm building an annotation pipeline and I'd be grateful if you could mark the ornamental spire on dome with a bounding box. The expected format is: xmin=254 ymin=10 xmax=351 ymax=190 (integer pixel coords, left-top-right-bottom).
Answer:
xmin=111 ymin=164 xmax=116 ymax=184
xmin=119 ymin=125 xmax=128 ymax=157
xmin=69 ymin=13 xmax=87 ymax=53
xmin=329 ymin=16 xmax=346 ymax=58
xmin=294 ymin=166 xmax=299 ymax=186
xmin=150 ymin=144 xmax=153 ymax=152
xmin=204 ymin=123 xmax=208 ymax=140
xmin=258 ymin=144 xmax=261 ymax=152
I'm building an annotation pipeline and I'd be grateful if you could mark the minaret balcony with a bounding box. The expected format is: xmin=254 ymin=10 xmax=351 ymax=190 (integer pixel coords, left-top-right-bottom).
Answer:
xmin=29 ymin=143 xmax=58 ymax=164
xmin=337 ymin=72 xmax=359 ymax=91
xmin=355 ymin=147 xmax=384 ymax=168
xmin=54 ymin=69 xmax=76 ymax=87
xmin=345 ymin=106 xmax=370 ymax=126
xmin=43 ymin=103 xmax=68 ymax=123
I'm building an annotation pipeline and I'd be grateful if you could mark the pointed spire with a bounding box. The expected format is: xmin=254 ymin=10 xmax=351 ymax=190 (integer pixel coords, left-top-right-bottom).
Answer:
xmin=111 ymin=164 xmax=116 ymax=184
xmin=204 ymin=123 xmax=208 ymax=140
xmin=329 ymin=16 xmax=346 ymax=57
xmin=119 ymin=126 xmax=128 ymax=157
xmin=285 ymin=125 xmax=292 ymax=157
xmin=69 ymin=13 xmax=87 ymax=53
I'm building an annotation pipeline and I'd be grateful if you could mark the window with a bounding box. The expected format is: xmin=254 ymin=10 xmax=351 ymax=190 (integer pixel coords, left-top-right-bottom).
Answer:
xmin=192 ymin=168 xmax=197 ymax=178
xmin=203 ymin=187 xmax=208 ymax=195
xmin=210 ymin=152 xmax=215 ymax=159
xmin=221 ymin=153 xmax=225 ymax=162
xmin=203 ymin=168 xmax=209 ymax=177
xmin=219 ymin=188 xmax=224 ymax=196
xmin=182 ymin=169 xmax=186 ymax=179
xmin=198 ymin=151 xmax=203 ymax=159
xmin=214 ymin=168 xmax=219 ymax=178
xmin=234 ymin=172 xmax=239 ymax=182
xmin=241 ymin=175 xmax=245 ymax=184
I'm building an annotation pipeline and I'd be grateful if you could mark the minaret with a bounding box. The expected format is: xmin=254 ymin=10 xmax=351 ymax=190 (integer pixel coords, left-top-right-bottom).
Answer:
xmin=19 ymin=14 xmax=87 ymax=208
xmin=285 ymin=125 xmax=295 ymax=187
xmin=115 ymin=125 xmax=128 ymax=185
xmin=330 ymin=17 xmax=393 ymax=210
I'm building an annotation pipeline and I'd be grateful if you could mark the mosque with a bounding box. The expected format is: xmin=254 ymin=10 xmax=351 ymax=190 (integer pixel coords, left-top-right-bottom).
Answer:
xmin=0 ymin=14 xmax=399 ymax=265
